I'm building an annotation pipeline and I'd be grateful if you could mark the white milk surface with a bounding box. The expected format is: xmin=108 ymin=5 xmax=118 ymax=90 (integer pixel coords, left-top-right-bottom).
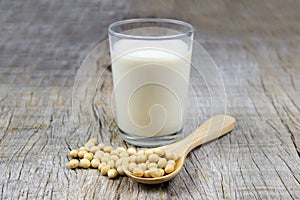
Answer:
xmin=111 ymin=39 xmax=191 ymax=137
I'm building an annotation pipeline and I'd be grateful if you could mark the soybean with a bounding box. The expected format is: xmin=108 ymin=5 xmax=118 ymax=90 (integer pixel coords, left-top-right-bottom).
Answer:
xmin=80 ymin=159 xmax=91 ymax=168
xmin=78 ymin=150 xmax=88 ymax=159
xmin=110 ymin=150 xmax=119 ymax=156
xmin=90 ymin=146 xmax=100 ymax=154
xmin=79 ymin=146 xmax=87 ymax=151
xmin=117 ymin=166 xmax=125 ymax=176
xmin=136 ymin=154 xmax=147 ymax=163
xmin=132 ymin=168 xmax=144 ymax=177
xmin=127 ymin=147 xmax=137 ymax=156
xmin=91 ymin=159 xmax=100 ymax=168
xmin=154 ymin=149 xmax=165 ymax=157
xmin=129 ymin=155 xmax=137 ymax=163
xmin=68 ymin=159 xmax=79 ymax=169
xmin=94 ymin=151 xmax=104 ymax=160
xmin=149 ymin=168 xmax=163 ymax=178
xmin=98 ymin=163 xmax=106 ymax=171
xmin=107 ymin=160 xmax=115 ymax=168
xmin=138 ymin=163 xmax=147 ymax=171
xmin=101 ymin=165 xmax=110 ymax=175
xmin=144 ymin=150 xmax=154 ymax=157
xmin=147 ymin=162 xmax=158 ymax=170
xmin=148 ymin=154 xmax=160 ymax=163
xmin=97 ymin=143 xmax=105 ymax=150
xmin=100 ymin=156 xmax=109 ymax=163
xmin=165 ymin=164 xmax=175 ymax=174
xmin=83 ymin=152 xmax=94 ymax=161
xmin=165 ymin=151 xmax=175 ymax=160
xmin=158 ymin=158 xmax=167 ymax=168
xmin=119 ymin=151 xmax=129 ymax=158
xmin=84 ymin=142 xmax=95 ymax=151
xmin=128 ymin=163 xmax=138 ymax=172
xmin=167 ymin=160 xmax=176 ymax=166
xmin=115 ymin=158 xmax=124 ymax=168
xmin=116 ymin=147 xmax=126 ymax=152
xmin=69 ymin=150 xmax=78 ymax=158
xmin=110 ymin=155 xmax=119 ymax=162
xmin=143 ymin=170 xmax=151 ymax=178
xmin=108 ymin=169 xmax=118 ymax=179
xmin=103 ymin=146 xmax=114 ymax=153
xmin=88 ymin=138 xmax=98 ymax=145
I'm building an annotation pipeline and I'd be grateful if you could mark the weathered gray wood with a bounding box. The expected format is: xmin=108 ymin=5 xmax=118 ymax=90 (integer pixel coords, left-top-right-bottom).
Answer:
xmin=0 ymin=0 xmax=300 ymax=199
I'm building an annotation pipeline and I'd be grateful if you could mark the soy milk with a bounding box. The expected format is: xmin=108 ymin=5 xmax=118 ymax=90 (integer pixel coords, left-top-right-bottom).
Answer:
xmin=111 ymin=39 xmax=191 ymax=137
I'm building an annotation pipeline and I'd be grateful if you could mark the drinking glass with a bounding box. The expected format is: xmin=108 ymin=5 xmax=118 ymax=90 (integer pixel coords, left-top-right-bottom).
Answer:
xmin=108 ymin=18 xmax=194 ymax=147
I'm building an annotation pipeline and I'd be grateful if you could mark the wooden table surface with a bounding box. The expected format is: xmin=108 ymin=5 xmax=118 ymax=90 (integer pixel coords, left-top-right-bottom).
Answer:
xmin=0 ymin=0 xmax=299 ymax=199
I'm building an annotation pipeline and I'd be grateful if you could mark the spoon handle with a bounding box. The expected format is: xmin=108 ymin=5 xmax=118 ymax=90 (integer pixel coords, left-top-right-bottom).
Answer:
xmin=161 ymin=115 xmax=236 ymax=157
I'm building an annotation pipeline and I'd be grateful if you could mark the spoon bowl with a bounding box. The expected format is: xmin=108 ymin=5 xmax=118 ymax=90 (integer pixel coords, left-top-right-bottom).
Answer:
xmin=125 ymin=155 xmax=186 ymax=184
xmin=124 ymin=115 xmax=236 ymax=184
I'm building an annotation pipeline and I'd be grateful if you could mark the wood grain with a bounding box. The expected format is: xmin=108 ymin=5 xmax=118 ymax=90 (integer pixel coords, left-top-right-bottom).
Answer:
xmin=0 ymin=0 xmax=299 ymax=199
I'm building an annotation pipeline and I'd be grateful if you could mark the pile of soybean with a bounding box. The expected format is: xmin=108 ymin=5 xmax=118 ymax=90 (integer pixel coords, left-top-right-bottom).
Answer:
xmin=68 ymin=138 xmax=178 ymax=179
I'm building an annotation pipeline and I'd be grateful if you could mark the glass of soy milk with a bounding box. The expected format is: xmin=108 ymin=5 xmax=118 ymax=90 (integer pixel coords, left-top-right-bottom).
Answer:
xmin=108 ymin=18 xmax=194 ymax=147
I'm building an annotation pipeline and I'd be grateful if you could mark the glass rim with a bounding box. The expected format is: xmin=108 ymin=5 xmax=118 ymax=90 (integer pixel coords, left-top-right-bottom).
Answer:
xmin=108 ymin=18 xmax=194 ymax=40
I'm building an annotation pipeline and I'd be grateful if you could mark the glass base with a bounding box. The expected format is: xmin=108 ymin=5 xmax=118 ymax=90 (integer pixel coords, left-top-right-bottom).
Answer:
xmin=118 ymin=128 xmax=183 ymax=147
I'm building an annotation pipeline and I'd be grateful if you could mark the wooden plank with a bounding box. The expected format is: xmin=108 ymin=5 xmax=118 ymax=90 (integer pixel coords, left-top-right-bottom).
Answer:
xmin=0 ymin=0 xmax=299 ymax=199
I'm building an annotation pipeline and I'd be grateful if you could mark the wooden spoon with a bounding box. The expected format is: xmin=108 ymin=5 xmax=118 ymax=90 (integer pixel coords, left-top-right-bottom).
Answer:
xmin=124 ymin=115 xmax=236 ymax=184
